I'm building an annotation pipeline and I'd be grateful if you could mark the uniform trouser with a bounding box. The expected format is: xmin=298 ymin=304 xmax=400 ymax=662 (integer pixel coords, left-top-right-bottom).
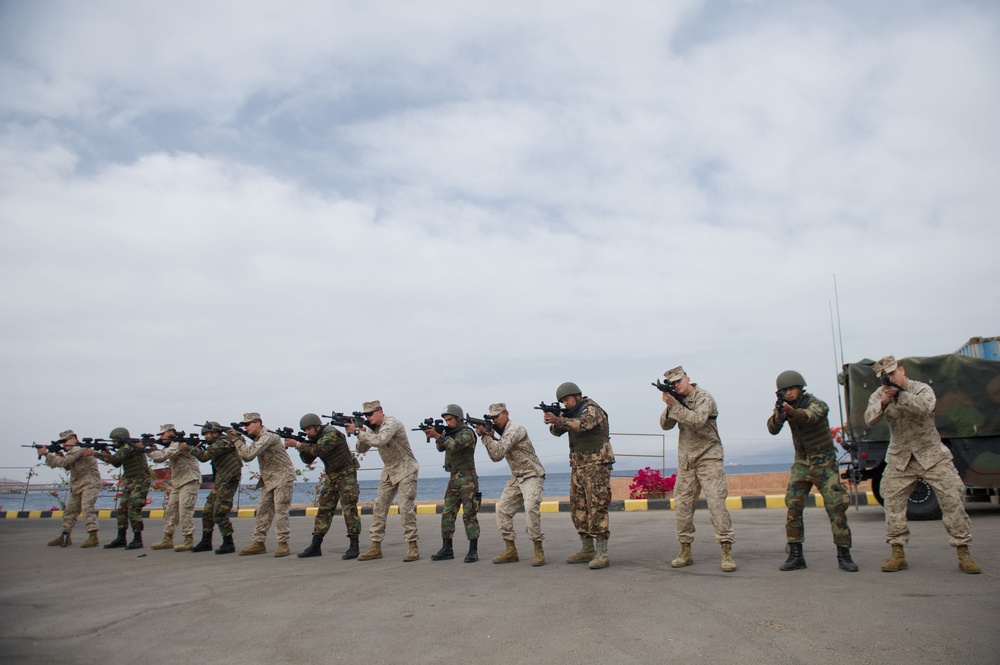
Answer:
xmin=497 ymin=474 xmax=545 ymax=543
xmin=785 ymin=454 xmax=851 ymax=547
xmin=674 ymin=458 xmax=734 ymax=544
xmin=314 ymin=468 xmax=361 ymax=537
xmin=116 ymin=475 xmax=152 ymax=533
xmin=882 ymin=456 xmax=972 ymax=547
xmin=441 ymin=469 xmax=479 ymax=541
xmin=202 ymin=477 xmax=239 ymax=537
xmin=251 ymin=480 xmax=294 ymax=545
xmin=162 ymin=479 xmax=199 ymax=537
xmin=62 ymin=483 xmax=100 ymax=534
xmin=370 ymin=472 xmax=418 ymax=543
xmin=570 ymin=463 xmax=611 ymax=540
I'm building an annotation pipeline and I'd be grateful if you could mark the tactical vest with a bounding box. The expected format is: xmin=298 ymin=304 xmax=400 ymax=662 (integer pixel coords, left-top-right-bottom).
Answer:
xmin=210 ymin=444 xmax=243 ymax=484
xmin=120 ymin=444 xmax=150 ymax=478
xmin=789 ymin=394 xmax=836 ymax=458
xmin=566 ymin=398 xmax=606 ymax=454
xmin=443 ymin=425 xmax=477 ymax=473
xmin=304 ymin=426 xmax=355 ymax=473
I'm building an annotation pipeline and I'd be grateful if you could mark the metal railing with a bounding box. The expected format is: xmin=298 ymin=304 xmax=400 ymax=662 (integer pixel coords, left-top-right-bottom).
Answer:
xmin=609 ymin=432 xmax=667 ymax=475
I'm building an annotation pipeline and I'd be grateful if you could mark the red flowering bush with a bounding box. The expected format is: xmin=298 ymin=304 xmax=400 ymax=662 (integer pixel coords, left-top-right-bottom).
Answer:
xmin=629 ymin=467 xmax=676 ymax=499
xmin=830 ymin=426 xmax=843 ymax=445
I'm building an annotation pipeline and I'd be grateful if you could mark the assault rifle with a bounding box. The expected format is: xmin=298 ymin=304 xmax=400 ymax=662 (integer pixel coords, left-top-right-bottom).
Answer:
xmin=534 ymin=402 xmax=564 ymax=416
xmin=324 ymin=411 xmax=368 ymax=437
xmin=651 ymin=379 xmax=690 ymax=409
xmin=881 ymin=373 xmax=905 ymax=401
xmin=275 ymin=426 xmax=310 ymax=444
xmin=228 ymin=422 xmax=252 ymax=437
xmin=465 ymin=414 xmax=495 ymax=434
xmin=80 ymin=437 xmax=117 ymax=452
xmin=412 ymin=417 xmax=446 ymax=441
xmin=22 ymin=441 xmax=66 ymax=454
xmin=774 ymin=389 xmax=787 ymax=421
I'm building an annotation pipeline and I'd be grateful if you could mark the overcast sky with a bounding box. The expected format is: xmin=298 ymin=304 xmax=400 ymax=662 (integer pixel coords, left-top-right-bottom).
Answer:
xmin=2 ymin=1 xmax=997 ymax=484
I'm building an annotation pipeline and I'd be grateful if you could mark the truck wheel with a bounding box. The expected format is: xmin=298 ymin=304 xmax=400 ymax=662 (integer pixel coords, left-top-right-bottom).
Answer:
xmin=906 ymin=479 xmax=942 ymax=521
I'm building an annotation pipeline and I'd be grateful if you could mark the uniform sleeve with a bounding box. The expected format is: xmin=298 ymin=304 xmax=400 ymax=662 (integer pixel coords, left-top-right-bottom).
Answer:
xmin=357 ymin=418 xmax=402 ymax=450
xmin=46 ymin=448 xmax=83 ymax=468
xmin=440 ymin=428 xmax=476 ymax=453
xmin=660 ymin=408 xmax=677 ymax=431
xmin=894 ymin=383 xmax=936 ymax=416
xmin=766 ymin=411 xmax=784 ymax=435
xmin=864 ymin=388 xmax=885 ymax=426
xmin=237 ymin=434 xmax=277 ymax=461
xmin=554 ymin=404 xmax=603 ymax=433
xmin=789 ymin=398 xmax=829 ymax=426
xmin=666 ymin=394 xmax=714 ymax=428
xmin=481 ymin=434 xmax=507 ymax=462
xmin=100 ymin=447 xmax=128 ymax=467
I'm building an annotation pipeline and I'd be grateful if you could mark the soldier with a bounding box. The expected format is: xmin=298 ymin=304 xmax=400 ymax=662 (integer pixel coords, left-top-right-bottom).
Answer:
xmin=767 ymin=371 xmax=858 ymax=572
xmin=234 ymin=412 xmax=296 ymax=558
xmin=88 ymin=427 xmax=152 ymax=550
xmin=423 ymin=404 xmax=480 ymax=563
xmin=148 ymin=424 xmax=202 ymax=552
xmin=659 ymin=366 xmax=736 ymax=572
xmin=865 ymin=355 xmax=981 ymax=574
xmin=346 ymin=400 xmax=420 ymax=562
xmin=38 ymin=430 xmax=102 ymax=548
xmin=283 ymin=413 xmax=361 ymax=559
xmin=190 ymin=421 xmax=243 ymax=554
xmin=544 ymin=382 xmax=614 ymax=570
xmin=477 ymin=403 xmax=546 ymax=566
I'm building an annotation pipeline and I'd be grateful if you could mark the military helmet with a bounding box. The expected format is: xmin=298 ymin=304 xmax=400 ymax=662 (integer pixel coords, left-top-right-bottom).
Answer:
xmin=776 ymin=370 xmax=807 ymax=390
xmin=441 ymin=404 xmax=464 ymax=420
xmin=200 ymin=421 xmax=224 ymax=435
xmin=556 ymin=381 xmax=582 ymax=400
xmin=109 ymin=427 xmax=131 ymax=441
xmin=300 ymin=413 xmax=323 ymax=429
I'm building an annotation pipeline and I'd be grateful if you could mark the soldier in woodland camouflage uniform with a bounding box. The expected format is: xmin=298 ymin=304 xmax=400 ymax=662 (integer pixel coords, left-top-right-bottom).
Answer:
xmin=190 ymin=421 xmax=243 ymax=554
xmin=38 ymin=430 xmax=102 ymax=548
xmin=284 ymin=413 xmax=361 ymax=559
xmin=424 ymin=404 xmax=480 ymax=563
xmin=545 ymin=382 xmax=614 ymax=570
xmin=234 ymin=412 xmax=296 ymax=558
xmin=865 ymin=355 xmax=981 ymax=574
xmin=148 ymin=424 xmax=202 ymax=552
xmin=478 ymin=403 xmax=546 ymax=566
xmin=89 ymin=427 xmax=152 ymax=550
xmin=659 ymin=366 xmax=736 ymax=572
xmin=767 ymin=371 xmax=857 ymax=572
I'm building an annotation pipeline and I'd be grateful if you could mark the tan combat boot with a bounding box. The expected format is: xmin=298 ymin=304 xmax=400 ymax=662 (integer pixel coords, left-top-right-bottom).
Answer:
xmin=532 ymin=541 xmax=545 ymax=567
xmin=671 ymin=543 xmax=694 ymax=568
xmin=357 ymin=541 xmax=382 ymax=561
xmin=274 ymin=541 xmax=290 ymax=557
xmin=81 ymin=531 xmax=99 ymax=548
xmin=566 ymin=535 xmax=596 ymax=564
xmin=721 ymin=542 xmax=736 ymax=572
xmin=881 ymin=544 xmax=908 ymax=572
xmin=403 ymin=541 xmax=420 ymax=562
xmin=957 ymin=545 xmax=981 ymax=574
xmin=239 ymin=541 xmax=267 ymax=556
xmin=48 ymin=533 xmax=71 ymax=547
xmin=151 ymin=534 xmax=175 ymax=550
xmin=492 ymin=539 xmax=519 ymax=564
xmin=173 ymin=534 xmax=195 ymax=552
xmin=588 ymin=538 xmax=610 ymax=569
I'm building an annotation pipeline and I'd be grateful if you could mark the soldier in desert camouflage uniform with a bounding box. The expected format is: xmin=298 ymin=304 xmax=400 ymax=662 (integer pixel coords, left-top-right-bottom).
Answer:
xmin=865 ymin=355 xmax=981 ymax=574
xmin=89 ymin=427 xmax=152 ymax=550
xmin=545 ymin=382 xmax=614 ymax=570
xmin=38 ymin=430 xmax=102 ymax=548
xmin=478 ymin=403 xmax=546 ymax=566
xmin=148 ymin=424 xmax=202 ymax=552
xmin=284 ymin=413 xmax=361 ymax=559
xmin=424 ymin=404 xmax=480 ymax=563
xmin=659 ymin=366 xmax=736 ymax=572
xmin=234 ymin=412 xmax=296 ymax=558
xmin=190 ymin=421 xmax=243 ymax=554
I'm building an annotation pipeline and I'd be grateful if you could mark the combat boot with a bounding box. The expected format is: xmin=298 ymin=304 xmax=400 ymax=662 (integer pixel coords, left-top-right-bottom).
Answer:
xmin=151 ymin=534 xmax=174 ymax=550
xmin=125 ymin=532 xmax=143 ymax=550
xmin=274 ymin=542 xmax=290 ymax=557
xmin=671 ymin=543 xmax=694 ymax=568
xmin=215 ymin=535 xmax=235 ymax=555
xmin=779 ymin=542 xmax=806 ymax=571
xmin=357 ymin=541 xmax=383 ymax=561
xmin=431 ymin=538 xmax=454 ymax=561
xmin=880 ymin=544 xmax=908 ymax=572
xmin=403 ymin=541 xmax=420 ymax=562
xmin=721 ymin=542 xmax=736 ymax=572
xmin=589 ymin=538 xmax=610 ymax=569
xmin=239 ymin=541 xmax=267 ymax=556
xmin=192 ymin=531 xmax=214 ymax=553
xmin=298 ymin=534 xmax=324 ymax=558
xmin=342 ymin=536 xmax=360 ymax=560
xmin=104 ymin=529 xmax=127 ymax=549
xmin=956 ymin=545 xmax=981 ymax=574
xmin=81 ymin=531 xmax=99 ymax=548
xmin=532 ymin=541 xmax=545 ymax=567
xmin=837 ymin=546 xmax=859 ymax=572
xmin=493 ymin=539 xmax=519 ymax=564
xmin=173 ymin=534 xmax=195 ymax=552
xmin=464 ymin=539 xmax=479 ymax=563
xmin=48 ymin=532 xmax=71 ymax=547
xmin=566 ymin=535 xmax=596 ymax=564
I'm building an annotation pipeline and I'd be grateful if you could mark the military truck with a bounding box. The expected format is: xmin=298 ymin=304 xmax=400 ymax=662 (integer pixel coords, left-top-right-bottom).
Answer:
xmin=840 ymin=336 xmax=1000 ymax=520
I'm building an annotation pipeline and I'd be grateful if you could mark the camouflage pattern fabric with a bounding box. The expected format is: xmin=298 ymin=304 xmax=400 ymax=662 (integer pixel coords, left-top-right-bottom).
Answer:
xmin=116 ymin=475 xmax=152 ymax=533
xmin=251 ymin=482 xmax=294 ymax=545
xmin=673 ymin=458 xmax=734 ymax=544
xmin=570 ymin=463 xmax=611 ymax=540
xmin=45 ymin=446 xmax=101 ymax=534
xmin=62 ymin=484 xmax=101 ymax=534
xmin=660 ymin=384 xmax=723 ymax=470
xmin=369 ymin=472 xmax=419 ymax=544
xmin=99 ymin=443 xmax=150 ymax=479
xmin=496 ymin=475 xmax=545 ymax=543
xmin=882 ymin=455 xmax=972 ymax=547
xmin=202 ymin=477 xmax=239 ymax=537
xmin=312 ymin=463 xmax=361 ymax=538
xmin=235 ymin=428 xmax=296 ymax=487
xmin=785 ymin=452 xmax=851 ymax=547
xmin=865 ymin=380 xmax=955 ymax=472
xmin=161 ymin=481 xmax=199 ymax=538
xmin=356 ymin=415 xmax=419 ymax=482
xmin=766 ymin=393 xmax=837 ymax=458
xmin=481 ymin=420 xmax=545 ymax=478
xmin=148 ymin=442 xmax=201 ymax=486
xmin=440 ymin=469 xmax=479 ymax=541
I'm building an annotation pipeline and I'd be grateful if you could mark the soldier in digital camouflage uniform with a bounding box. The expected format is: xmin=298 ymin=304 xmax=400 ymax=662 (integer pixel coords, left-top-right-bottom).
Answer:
xmin=89 ymin=427 xmax=152 ymax=550
xmin=478 ymin=403 xmax=546 ymax=566
xmin=234 ymin=412 xmax=296 ymax=558
xmin=865 ymin=355 xmax=981 ymax=574
xmin=347 ymin=400 xmax=420 ymax=562
xmin=38 ymin=430 xmax=102 ymax=548
xmin=148 ymin=424 xmax=202 ymax=552
xmin=545 ymin=382 xmax=614 ymax=570
xmin=284 ymin=413 xmax=361 ymax=559
xmin=423 ymin=404 xmax=480 ymax=563
xmin=190 ymin=421 xmax=243 ymax=554
xmin=659 ymin=366 xmax=736 ymax=572
xmin=767 ymin=370 xmax=857 ymax=572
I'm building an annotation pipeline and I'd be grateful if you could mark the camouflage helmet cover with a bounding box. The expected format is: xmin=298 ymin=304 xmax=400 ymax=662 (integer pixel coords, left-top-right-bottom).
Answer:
xmin=776 ymin=370 xmax=807 ymax=390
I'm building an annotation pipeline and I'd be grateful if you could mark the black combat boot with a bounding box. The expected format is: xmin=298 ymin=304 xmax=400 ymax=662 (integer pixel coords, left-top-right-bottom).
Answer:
xmin=125 ymin=532 xmax=144 ymax=550
xmin=191 ymin=531 xmax=214 ymax=553
xmin=104 ymin=529 xmax=127 ymax=549
xmin=779 ymin=542 xmax=806 ymax=571
xmin=342 ymin=536 xmax=360 ymax=560
xmin=464 ymin=539 xmax=479 ymax=563
xmin=431 ymin=538 xmax=454 ymax=561
xmin=837 ymin=546 xmax=859 ymax=572
xmin=298 ymin=534 xmax=324 ymax=558
xmin=215 ymin=534 xmax=235 ymax=555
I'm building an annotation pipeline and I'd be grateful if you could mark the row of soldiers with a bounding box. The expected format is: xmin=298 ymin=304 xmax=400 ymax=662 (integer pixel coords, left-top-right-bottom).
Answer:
xmin=34 ymin=359 xmax=982 ymax=573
